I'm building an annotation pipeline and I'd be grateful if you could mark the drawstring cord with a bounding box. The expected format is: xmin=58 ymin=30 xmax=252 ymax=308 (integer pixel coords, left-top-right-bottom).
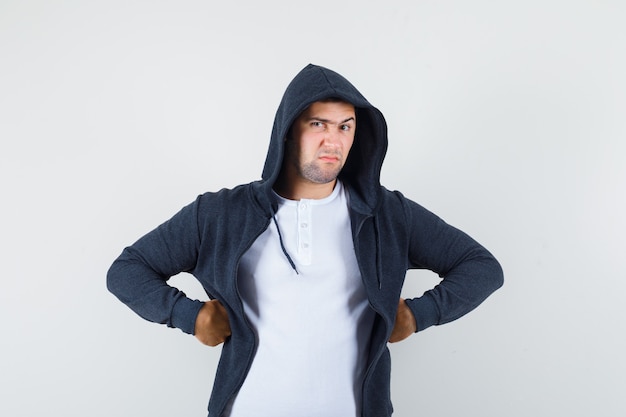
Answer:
xmin=268 ymin=198 xmax=380 ymax=284
xmin=270 ymin=205 xmax=299 ymax=275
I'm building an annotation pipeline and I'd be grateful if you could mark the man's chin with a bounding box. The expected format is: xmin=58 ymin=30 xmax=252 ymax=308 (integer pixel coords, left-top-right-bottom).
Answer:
xmin=301 ymin=165 xmax=342 ymax=184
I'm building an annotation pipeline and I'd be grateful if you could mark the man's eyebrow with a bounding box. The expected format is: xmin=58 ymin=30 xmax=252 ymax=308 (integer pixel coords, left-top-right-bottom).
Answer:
xmin=307 ymin=116 xmax=356 ymax=124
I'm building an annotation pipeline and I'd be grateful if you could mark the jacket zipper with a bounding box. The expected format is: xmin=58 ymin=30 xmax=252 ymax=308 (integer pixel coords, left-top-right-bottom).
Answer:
xmin=352 ymin=213 xmax=389 ymax=415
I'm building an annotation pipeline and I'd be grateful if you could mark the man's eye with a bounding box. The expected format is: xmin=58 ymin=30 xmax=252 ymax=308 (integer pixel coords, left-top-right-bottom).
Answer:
xmin=341 ymin=124 xmax=351 ymax=131
xmin=312 ymin=121 xmax=324 ymax=128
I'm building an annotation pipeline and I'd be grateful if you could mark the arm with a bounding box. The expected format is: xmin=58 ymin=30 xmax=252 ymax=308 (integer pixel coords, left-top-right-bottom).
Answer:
xmin=106 ymin=198 xmax=206 ymax=335
xmin=402 ymin=197 xmax=504 ymax=334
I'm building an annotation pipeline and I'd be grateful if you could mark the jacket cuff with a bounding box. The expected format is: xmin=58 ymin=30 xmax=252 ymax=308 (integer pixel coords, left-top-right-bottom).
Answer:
xmin=170 ymin=296 xmax=205 ymax=335
xmin=406 ymin=294 xmax=440 ymax=333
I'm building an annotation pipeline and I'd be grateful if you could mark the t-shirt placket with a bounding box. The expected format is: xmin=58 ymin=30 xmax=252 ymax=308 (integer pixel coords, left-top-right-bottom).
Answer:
xmin=297 ymin=200 xmax=312 ymax=265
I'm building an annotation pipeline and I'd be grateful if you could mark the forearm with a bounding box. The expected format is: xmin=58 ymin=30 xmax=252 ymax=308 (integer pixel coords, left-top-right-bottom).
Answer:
xmin=107 ymin=247 xmax=204 ymax=334
xmin=406 ymin=248 xmax=503 ymax=332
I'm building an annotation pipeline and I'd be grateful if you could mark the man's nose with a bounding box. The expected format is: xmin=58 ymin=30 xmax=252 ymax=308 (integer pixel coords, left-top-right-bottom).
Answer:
xmin=323 ymin=127 xmax=341 ymax=146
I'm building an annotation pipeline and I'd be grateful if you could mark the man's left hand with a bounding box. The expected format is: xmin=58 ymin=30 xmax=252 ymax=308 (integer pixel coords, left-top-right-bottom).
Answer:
xmin=388 ymin=298 xmax=417 ymax=343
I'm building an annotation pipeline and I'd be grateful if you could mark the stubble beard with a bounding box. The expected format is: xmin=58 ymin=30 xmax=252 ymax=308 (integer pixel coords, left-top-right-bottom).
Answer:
xmin=299 ymin=160 xmax=343 ymax=184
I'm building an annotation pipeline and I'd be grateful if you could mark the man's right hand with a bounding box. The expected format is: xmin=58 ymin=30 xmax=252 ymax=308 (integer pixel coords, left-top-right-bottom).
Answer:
xmin=194 ymin=299 xmax=232 ymax=346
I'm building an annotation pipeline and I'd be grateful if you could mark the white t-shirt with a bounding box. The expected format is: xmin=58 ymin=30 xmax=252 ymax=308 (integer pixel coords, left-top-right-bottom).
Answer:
xmin=225 ymin=181 xmax=375 ymax=417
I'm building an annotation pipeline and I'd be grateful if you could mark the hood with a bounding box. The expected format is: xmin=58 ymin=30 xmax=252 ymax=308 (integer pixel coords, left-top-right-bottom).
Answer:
xmin=257 ymin=64 xmax=389 ymax=215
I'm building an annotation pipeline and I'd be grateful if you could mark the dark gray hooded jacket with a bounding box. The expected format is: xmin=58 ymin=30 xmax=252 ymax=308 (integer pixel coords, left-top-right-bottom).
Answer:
xmin=107 ymin=64 xmax=503 ymax=416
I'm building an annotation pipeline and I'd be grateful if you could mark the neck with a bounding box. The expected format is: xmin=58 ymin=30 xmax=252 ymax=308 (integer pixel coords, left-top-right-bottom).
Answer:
xmin=273 ymin=176 xmax=337 ymax=200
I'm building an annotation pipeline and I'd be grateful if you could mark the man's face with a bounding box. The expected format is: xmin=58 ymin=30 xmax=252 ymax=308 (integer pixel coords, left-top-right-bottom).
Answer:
xmin=285 ymin=100 xmax=356 ymax=185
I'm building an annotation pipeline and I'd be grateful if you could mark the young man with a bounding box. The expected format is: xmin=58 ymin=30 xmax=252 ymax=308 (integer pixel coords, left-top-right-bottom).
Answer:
xmin=107 ymin=64 xmax=503 ymax=417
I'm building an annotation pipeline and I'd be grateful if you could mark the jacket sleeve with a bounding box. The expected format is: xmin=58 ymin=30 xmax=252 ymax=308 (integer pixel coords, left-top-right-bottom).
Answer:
xmin=402 ymin=197 xmax=504 ymax=333
xmin=106 ymin=197 xmax=206 ymax=335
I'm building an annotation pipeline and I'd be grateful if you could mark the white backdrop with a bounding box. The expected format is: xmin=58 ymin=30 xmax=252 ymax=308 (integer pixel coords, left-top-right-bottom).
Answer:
xmin=1 ymin=1 xmax=624 ymax=416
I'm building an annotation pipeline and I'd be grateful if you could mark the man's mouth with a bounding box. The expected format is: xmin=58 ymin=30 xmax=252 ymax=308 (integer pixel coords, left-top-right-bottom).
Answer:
xmin=318 ymin=154 xmax=341 ymax=162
